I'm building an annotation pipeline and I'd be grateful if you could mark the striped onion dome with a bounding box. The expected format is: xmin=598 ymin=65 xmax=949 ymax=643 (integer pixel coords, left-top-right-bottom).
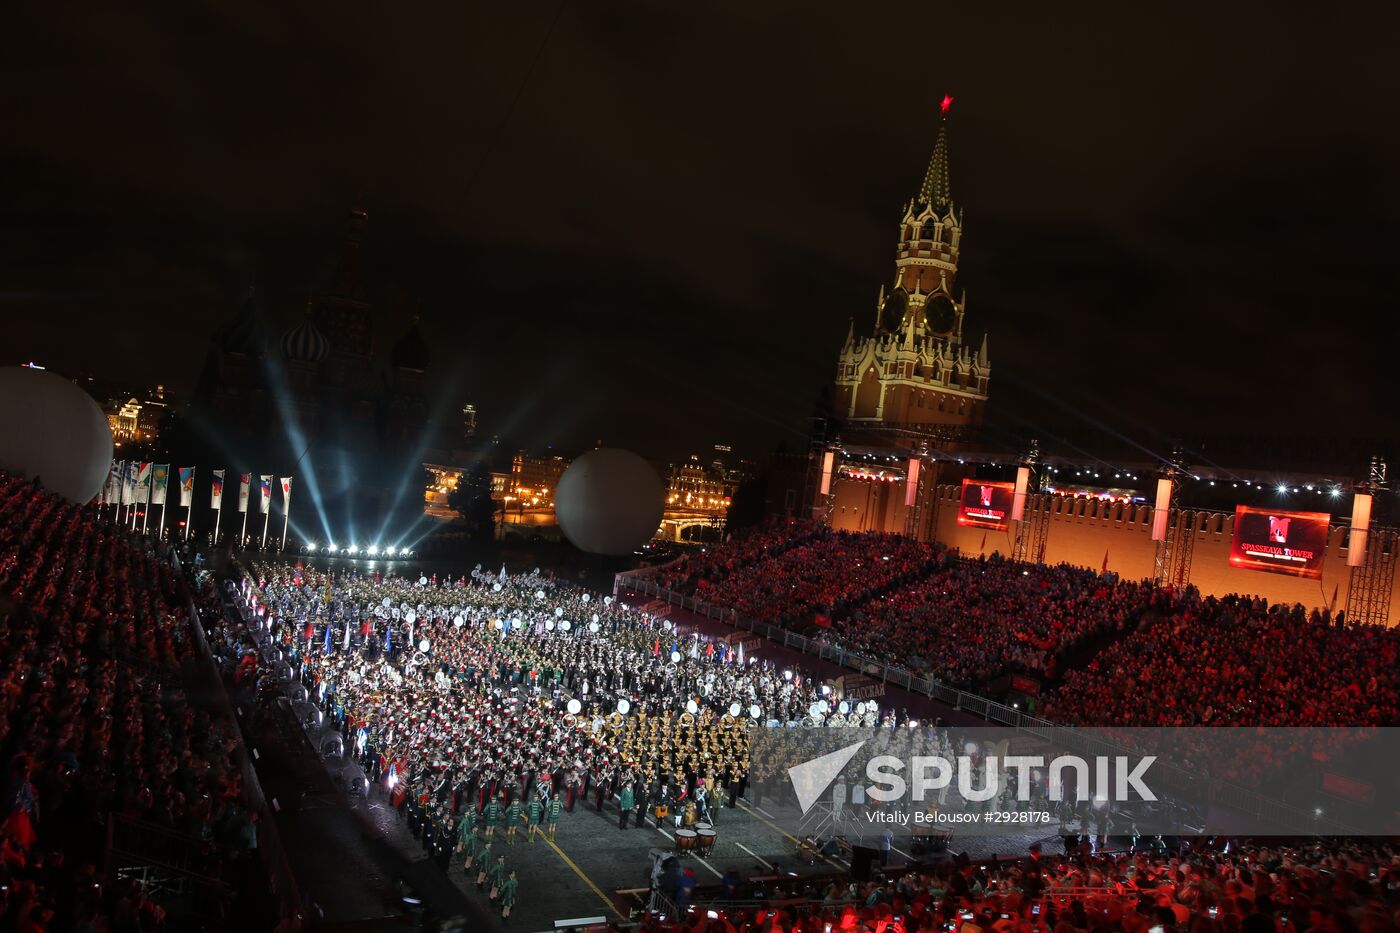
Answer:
xmin=281 ymin=313 xmax=330 ymax=363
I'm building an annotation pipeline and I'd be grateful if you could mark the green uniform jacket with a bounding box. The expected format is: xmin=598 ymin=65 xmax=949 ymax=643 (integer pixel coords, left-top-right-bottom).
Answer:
xmin=548 ymin=798 xmax=563 ymax=824
xmin=458 ymin=812 xmax=477 ymax=846
xmin=462 ymin=832 xmax=481 ymax=858
xmin=527 ymin=798 xmax=543 ymax=825
xmin=499 ymin=877 xmax=519 ymax=908
xmin=619 ymin=785 xmax=635 ymax=811
xmin=484 ymin=800 xmax=501 ymax=826
xmin=505 ymin=802 xmax=522 ymax=825
xmin=487 ymin=858 xmax=506 ymax=887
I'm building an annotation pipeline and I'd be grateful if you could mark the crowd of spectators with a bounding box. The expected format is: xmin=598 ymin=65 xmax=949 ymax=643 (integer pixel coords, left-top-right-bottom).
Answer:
xmin=642 ymin=838 xmax=1399 ymax=933
xmin=666 ymin=526 xmax=936 ymax=625
xmin=651 ymin=522 xmax=830 ymax=595
xmin=0 ymin=469 xmax=260 ymax=931
xmin=823 ymin=554 xmax=1164 ymax=689
xmin=1039 ymin=592 xmax=1400 ymax=784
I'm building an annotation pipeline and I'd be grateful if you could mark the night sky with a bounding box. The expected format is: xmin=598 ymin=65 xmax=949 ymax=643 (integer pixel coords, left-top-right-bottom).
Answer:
xmin=5 ymin=3 xmax=1399 ymax=464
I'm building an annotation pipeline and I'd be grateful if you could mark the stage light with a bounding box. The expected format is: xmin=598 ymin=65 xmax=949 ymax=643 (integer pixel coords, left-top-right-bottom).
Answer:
xmin=1330 ymin=487 xmax=1342 ymax=497
xmin=306 ymin=543 xmax=317 ymax=552
xmin=327 ymin=541 xmax=337 ymax=552
xmin=367 ymin=545 xmax=379 ymax=556
xmin=1276 ymin=484 xmax=1288 ymax=494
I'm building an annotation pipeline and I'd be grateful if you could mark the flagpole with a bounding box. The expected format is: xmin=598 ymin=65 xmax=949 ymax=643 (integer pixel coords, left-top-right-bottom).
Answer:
xmin=186 ymin=499 xmax=193 ymax=540
xmin=214 ymin=504 xmax=222 ymax=545
xmin=241 ymin=506 xmax=249 ymax=548
xmin=262 ymin=509 xmax=270 ymax=549
xmin=281 ymin=487 xmax=291 ymax=551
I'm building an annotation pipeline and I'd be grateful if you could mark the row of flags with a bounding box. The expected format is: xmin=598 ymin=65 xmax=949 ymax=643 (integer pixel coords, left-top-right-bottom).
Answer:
xmin=100 ymin=462 xmax=292 ymax=513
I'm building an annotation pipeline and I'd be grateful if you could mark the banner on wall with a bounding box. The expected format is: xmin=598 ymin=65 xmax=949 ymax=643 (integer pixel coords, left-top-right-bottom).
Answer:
xmin=956 ymin=478 xmax=1015 ymax=531
xmin=1228 ymin=506 xmax=1330 ymax=580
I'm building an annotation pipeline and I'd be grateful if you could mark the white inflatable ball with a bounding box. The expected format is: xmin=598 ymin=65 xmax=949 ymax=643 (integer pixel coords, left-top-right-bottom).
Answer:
xmin=0 ymin=367 xmax=112 ymax=504
xmin=553 ymin=448 xmax=665 ymax=555
xmin=567 ymin=699 xmax=582 ymax=715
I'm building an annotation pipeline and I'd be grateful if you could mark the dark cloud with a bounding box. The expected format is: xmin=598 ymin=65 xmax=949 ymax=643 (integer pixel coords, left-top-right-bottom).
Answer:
xmin=3 ymin=1 xmax=1398 ymax=461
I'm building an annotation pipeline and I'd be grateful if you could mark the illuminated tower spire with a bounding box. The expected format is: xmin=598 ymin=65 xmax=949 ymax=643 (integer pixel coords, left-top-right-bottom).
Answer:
xmin=918 ymin=94 xmax=953 ymax=209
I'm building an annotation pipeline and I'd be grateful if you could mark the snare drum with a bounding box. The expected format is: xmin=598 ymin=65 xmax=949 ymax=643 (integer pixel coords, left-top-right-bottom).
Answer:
xmin=697 ymin=829 xmax=716 ymax=856
xmin=675 ymin=829 xmax=697 ymax=852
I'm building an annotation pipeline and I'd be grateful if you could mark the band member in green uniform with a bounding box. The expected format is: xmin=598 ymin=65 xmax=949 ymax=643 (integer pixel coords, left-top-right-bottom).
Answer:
xmin=618 ymin=781 xmax=634 ymax=829
xmin=547 ymin=792 xmax=563 ymax=839
xmin=475 ymin=842 xmax=493 ymax=887
xmin=526 ymin=793 xmax=544 ymax=843
xmin=486 ymin=853 xmax=507 ymax=901
xmin=499 ymin=870 xmax=519 ymax=919
xmin=504 ymin=795 xmax=522 ymax=845
xmin=462 ymin=826 xmax=483 ymax=872
xmin=457 ymin=805 xmax=477 ymax=848
xmin=484 ymin=792 xmax=501 ymax=838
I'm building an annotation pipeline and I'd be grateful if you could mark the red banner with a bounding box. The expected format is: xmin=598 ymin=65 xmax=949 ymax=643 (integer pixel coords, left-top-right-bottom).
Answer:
xmin=1228 ymin=506 xmax=1330 ymax=580
xmin=957 ymin=479 xmax=1015 ymax=531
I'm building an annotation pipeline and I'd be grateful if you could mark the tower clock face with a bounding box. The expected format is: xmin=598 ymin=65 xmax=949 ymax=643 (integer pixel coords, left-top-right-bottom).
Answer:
xmin=882 ymin=288 xmax=908 ymax=331
xmin=925 ymin=294 xmax=956 ymax=334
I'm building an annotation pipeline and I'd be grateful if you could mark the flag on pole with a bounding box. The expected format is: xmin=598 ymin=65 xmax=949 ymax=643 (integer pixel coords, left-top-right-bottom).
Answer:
xmin=1329 ymin=583 xmax=1340 ymax=613
xmin=104 ymin=461 xmax=122 ymax=505
xmin=1101 ymin=548 xmax=1110 ymax=573
xmin=238 ymin=474 xmax=251 ymax=512
xmin=343 ymin=619 xmax=351 ymax=651
xmin=136 ymin=462 xmax=153 ymax=501
xmin=281 ymin=476 xmax=293 ymax=503
xmin=150 ymin=465 xmax=170 ymax=505
xmin=178 ymin=467 xmax=195 ymax=507
xmin=120 ymin=461 xmax=135 ymax=505
xmin=653 ymin=637 xmax=660 ymax=657
xmin=259 ymin=475 xmax=273 ymax=513
xmin=737 ymin=640 xmax=745 ymax=666
xmin=323 ymin=621 xmax=332 ymax=655
xmin=211 ymin=470 xmax=225 ymax=509
xmin=384 ymin=623 xmax=392 ymax=652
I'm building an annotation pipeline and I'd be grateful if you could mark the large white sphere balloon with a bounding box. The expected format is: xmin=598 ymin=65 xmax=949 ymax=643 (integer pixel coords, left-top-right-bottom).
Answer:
xmin=0 ymin=367 xmax=112 ymax=504
xmin=554 ymin=448 xmax=664 ymax=555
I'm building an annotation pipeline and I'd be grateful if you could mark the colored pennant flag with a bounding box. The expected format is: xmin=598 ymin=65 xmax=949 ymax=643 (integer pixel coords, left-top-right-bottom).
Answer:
xmin=178 ymin=467 xmax=195 ymax=507
xmin=280 ymin=476 xmax=293 ymax=506
xmin=150 ymin=464 xmax=170 ymax=505
xmin=653 ymin=637 xmax=660 ymax=657
xmin=259 ymin=475 xmax=273 ymax=513
xmin=104 ymin=461 xmax=122 ymax=505
xmin=343 ymin=619 xmax=351 ymax=651
xmin=323 ymin=621 xmax=332 ymax=655
xmin=1101 ymin=548 xmax=1110 ymax=573
xmin=737 ymin=640 xmax=745 ymax=666
xmin=238 ymin=473 xmax=251 ymax=513
xmin=136 ymin=463 xmax=153 ymax=501
xmin=211 ymin=470 xmax=225 ymax=509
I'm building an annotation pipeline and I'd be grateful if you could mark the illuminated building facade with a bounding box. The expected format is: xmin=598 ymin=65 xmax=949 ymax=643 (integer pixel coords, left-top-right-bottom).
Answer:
xmin=508 ymin=453 xmax=570 ymax=511
xmin=666 ymin=455 xmax=735 ymax=512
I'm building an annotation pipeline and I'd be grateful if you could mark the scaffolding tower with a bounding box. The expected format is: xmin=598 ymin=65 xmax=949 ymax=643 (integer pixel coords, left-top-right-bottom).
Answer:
xmin=1345 ymin=457 xmax=1394 ymax=626
xmin=1153 ymin=448 xmax=1194 ymax=589
xmin=1011 ymin=439 xmax=1049 ymax=564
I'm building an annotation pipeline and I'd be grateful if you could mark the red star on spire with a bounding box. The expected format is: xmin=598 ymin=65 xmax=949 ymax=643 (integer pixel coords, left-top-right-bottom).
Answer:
xmin=940 ymin=94 xmax=954 ymax=114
